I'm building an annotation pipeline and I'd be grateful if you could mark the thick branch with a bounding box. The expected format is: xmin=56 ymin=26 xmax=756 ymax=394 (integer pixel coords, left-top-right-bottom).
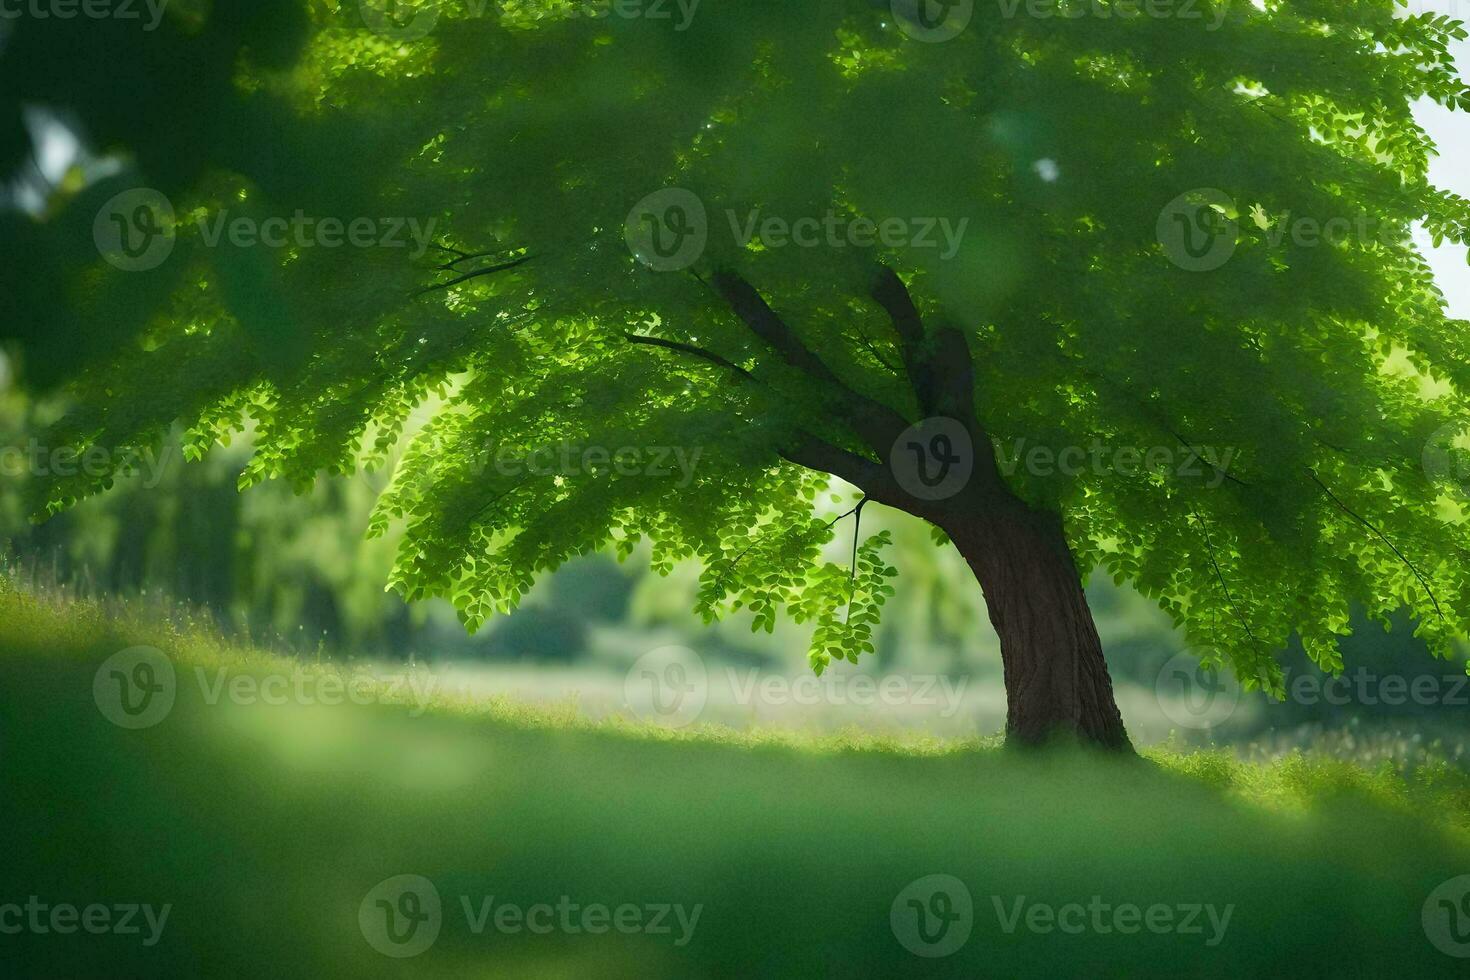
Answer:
xmin=777 ymin=433 xmax=907 ymax=509
xmin=712 ymin=271 xmax=840 ymax=382
xmin=870 ymin=265 xmax=975 ymax=421
xmin=711 ymin=270 xmax=910 ymax=459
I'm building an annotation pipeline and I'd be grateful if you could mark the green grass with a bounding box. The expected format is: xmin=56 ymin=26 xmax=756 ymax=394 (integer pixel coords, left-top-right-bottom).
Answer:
xmin=2 ymin=585 xmax=1470 ymax=977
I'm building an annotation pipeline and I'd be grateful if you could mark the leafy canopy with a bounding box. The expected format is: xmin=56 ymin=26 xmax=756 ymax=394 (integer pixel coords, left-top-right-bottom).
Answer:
xmin=18 ymin=0 xmax=1470 ymax=686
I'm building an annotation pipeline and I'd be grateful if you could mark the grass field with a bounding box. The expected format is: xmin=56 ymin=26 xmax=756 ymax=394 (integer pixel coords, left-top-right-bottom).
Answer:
xmin=2 ymin=587 xmax=1470 ymax=977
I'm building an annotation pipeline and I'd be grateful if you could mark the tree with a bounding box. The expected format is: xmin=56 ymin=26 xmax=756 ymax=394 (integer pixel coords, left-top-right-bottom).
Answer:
xmin=17 ymin=1 xmax=1470 ymax=748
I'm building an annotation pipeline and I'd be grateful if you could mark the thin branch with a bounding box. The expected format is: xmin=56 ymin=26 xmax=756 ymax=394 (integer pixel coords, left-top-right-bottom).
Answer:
xmin=1190 ymin=504 xmax=1263 ymax=655
xmin=414 ymin=254 xmax=535 ymax=297
xmin=623 ymin=333 xmax=754 ymax=381
xmin=1308 ymin=469 xmax=1446 ymax=623
xmin=844 ymin=496 xmax=870 ymax=626
xmin=434 ymin=247 xmax=523 ymax=271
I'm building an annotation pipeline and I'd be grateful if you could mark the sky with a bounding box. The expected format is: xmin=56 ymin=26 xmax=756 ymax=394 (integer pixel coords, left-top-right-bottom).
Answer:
xmin=1416 ymin=0 xmax=1470 ymax=317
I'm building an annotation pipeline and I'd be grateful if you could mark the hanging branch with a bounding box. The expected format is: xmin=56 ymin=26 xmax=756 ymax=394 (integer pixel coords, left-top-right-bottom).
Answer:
xmin=1190 ymin=504 xmax=1264 ymax=657
xmin=1308 ymin=469 xmax=1446 ymax=623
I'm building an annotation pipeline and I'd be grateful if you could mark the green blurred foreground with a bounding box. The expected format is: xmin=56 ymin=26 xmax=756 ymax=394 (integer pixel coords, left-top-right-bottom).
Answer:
xmin=2 ymin=589 xmax=1470 ymax=978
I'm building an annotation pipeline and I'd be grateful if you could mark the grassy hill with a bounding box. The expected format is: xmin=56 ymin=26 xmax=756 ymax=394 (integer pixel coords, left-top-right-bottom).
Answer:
xmin=1 ymin=586 xmax=1469 ymax=977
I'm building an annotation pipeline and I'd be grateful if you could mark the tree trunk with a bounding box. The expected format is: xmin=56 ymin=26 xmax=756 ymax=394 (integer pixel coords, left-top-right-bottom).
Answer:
xmin=945 ymin=499 xmax=1132 ymax=752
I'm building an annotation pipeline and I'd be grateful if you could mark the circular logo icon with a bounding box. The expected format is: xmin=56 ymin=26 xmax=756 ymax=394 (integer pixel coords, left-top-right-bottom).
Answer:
xmin=93 ymin=646 xmax=176 ymax=729
xmin=891 ymin=417 xmax=974 ymax=502
xmin=891 ymin=0 xmax=974 ymax=42
xmin=1423 ymin=421 xmax=1470 ymax=502
xmin=1157 ymin=189 xmax=1237 ymax=272
xmin=1154 ymin=649 xmax=1241 ymax=730
xmin=891 ymin=874 xmax=973 ymax=958
xmin=360 ymin=874 xmax=442 ymax=958
xmin=359 ymin=0 xmax=440 ymax=42
xmin=94 ymin=188 xmax=176 ymax=272
xmin=625 ymin=188 xmax=708 ymax=272
xmin=1424 ymin=875 xmax=1470 ymax=957
xmin=624 ymin=645 xmax=708 ymax=728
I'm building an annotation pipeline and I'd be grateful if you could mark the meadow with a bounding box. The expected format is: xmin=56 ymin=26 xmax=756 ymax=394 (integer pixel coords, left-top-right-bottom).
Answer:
xmin=2 ymin=586 xmax=1469 ymax=977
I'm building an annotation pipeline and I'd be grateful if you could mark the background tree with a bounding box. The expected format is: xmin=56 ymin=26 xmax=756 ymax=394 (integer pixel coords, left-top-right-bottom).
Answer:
xmin=15 ymin=0 xmax=1470 ymax=748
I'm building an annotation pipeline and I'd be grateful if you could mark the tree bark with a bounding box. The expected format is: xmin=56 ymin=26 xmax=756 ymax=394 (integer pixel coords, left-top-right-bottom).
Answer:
xmin=692 ymin=266 xmax=1134 ymax=751
xmin=943 ymin=498 xmax=1132 ymax=752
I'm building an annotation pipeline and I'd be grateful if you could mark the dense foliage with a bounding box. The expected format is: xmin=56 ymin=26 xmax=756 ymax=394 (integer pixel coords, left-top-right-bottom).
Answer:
xmin=9 ymin=1 xmax=1470 ymax=688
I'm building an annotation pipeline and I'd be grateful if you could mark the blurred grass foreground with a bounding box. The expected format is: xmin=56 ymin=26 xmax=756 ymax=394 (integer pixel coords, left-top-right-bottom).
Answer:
xmin=2 ymin=583 xmax=1470 ymax=977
